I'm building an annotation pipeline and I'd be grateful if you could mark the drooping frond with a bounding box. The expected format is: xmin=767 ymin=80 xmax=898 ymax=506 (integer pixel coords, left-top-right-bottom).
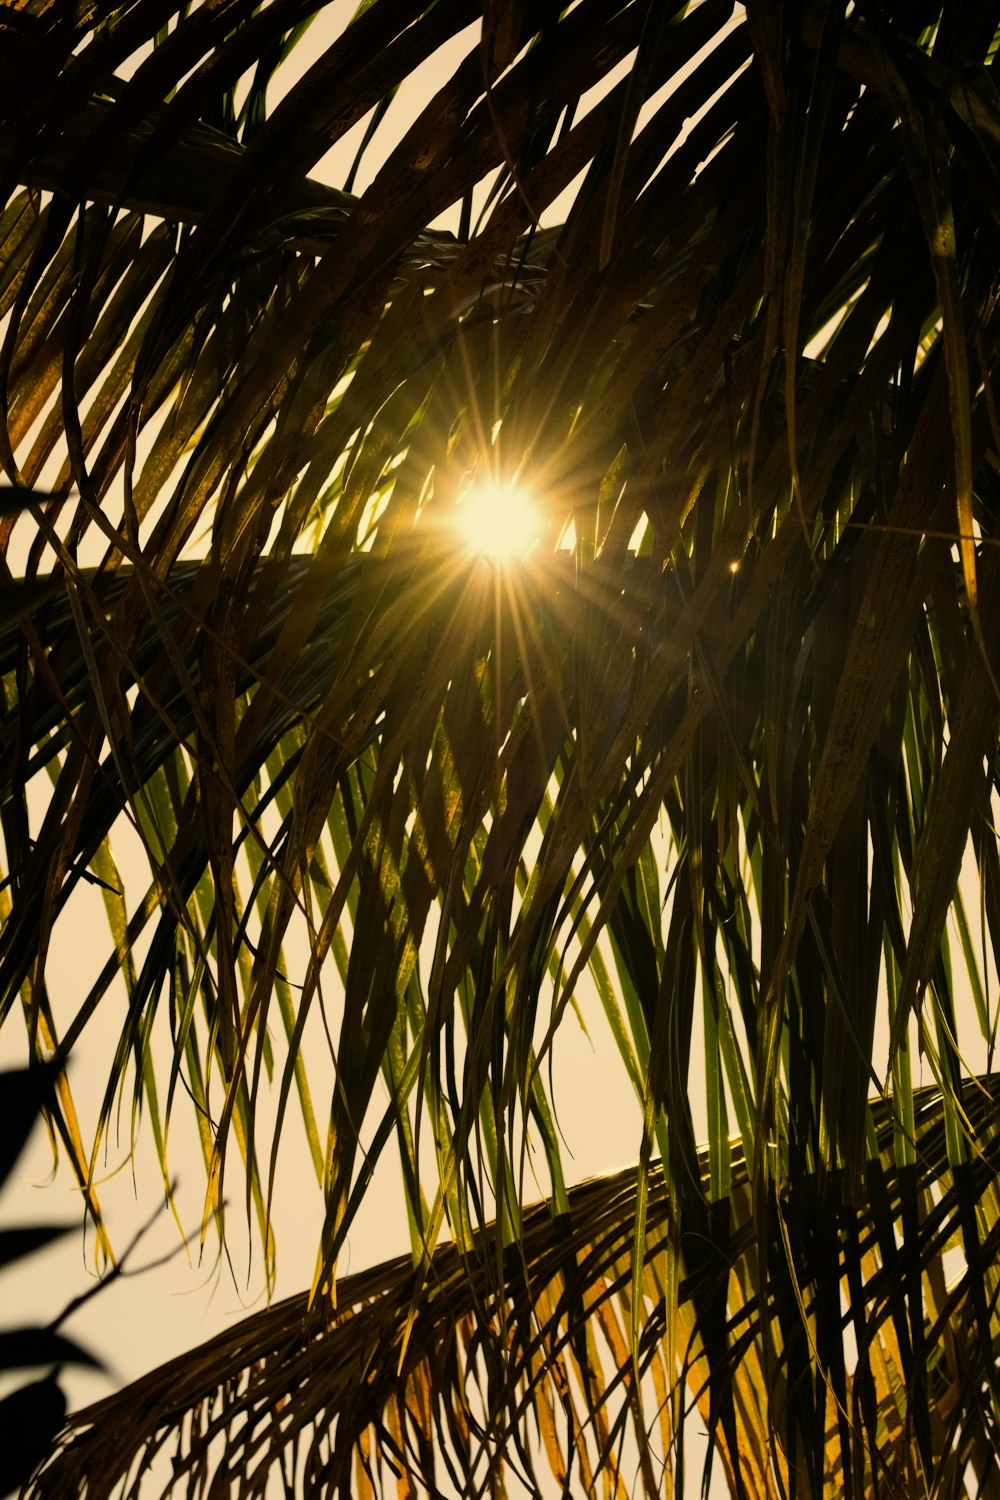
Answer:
xmin=3 ymin=0 xmax=1000 ymax=1493
xmin=29 ymin=1077 xmax=1000 ymax=1499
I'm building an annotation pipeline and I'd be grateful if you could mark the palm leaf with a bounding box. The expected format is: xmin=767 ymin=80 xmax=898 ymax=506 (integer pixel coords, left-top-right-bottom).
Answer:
xmin=3 ymin=1 xmax=1000 ymax=1493
xmin=27 ymin=1077 xmax=1000 ymax=1499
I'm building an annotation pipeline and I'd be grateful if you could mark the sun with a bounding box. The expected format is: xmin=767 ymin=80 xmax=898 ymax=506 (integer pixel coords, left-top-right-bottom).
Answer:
xmin=456 ymin=479 xmax=541 ymax=562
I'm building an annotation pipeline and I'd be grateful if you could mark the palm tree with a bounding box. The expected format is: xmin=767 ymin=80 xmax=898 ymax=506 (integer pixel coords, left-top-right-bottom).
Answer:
xmin=3 ymin=0 xmax=1000 ymax=1493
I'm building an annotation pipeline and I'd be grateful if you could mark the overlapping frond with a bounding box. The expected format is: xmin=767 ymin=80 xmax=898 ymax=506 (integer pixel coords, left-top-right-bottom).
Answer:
xmin=26 ymin=1077 xmax=1000 ymax=1499
xmin=3 ymin=0 xmax=1000 ymax=1493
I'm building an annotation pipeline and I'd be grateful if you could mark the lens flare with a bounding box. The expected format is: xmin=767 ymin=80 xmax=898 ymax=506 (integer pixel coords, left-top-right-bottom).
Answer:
xmin=456 ymin=480 xmax=541 ymax=562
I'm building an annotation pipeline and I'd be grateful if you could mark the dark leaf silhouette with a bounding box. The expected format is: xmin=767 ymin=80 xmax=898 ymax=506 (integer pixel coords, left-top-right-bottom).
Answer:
xmin=0 ymin=1225 xmax=73 ymax=1274
xmin=0 ymin=1068 xmax=58 ymax=1193
xmin=0 ymin=487 xmax=61 ymax=518
xmin=0 ymin=1375 xmax=66 ymax=1500
xmin=0 ymin=1329 xmax=101 ymax=1375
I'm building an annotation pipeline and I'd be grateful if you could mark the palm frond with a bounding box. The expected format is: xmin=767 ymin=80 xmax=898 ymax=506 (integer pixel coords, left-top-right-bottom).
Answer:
xmin=28 ymin=1077 xmax=1000 ymax=1499
xmin=3 ymin=0 xmax=1000 ymax=1493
